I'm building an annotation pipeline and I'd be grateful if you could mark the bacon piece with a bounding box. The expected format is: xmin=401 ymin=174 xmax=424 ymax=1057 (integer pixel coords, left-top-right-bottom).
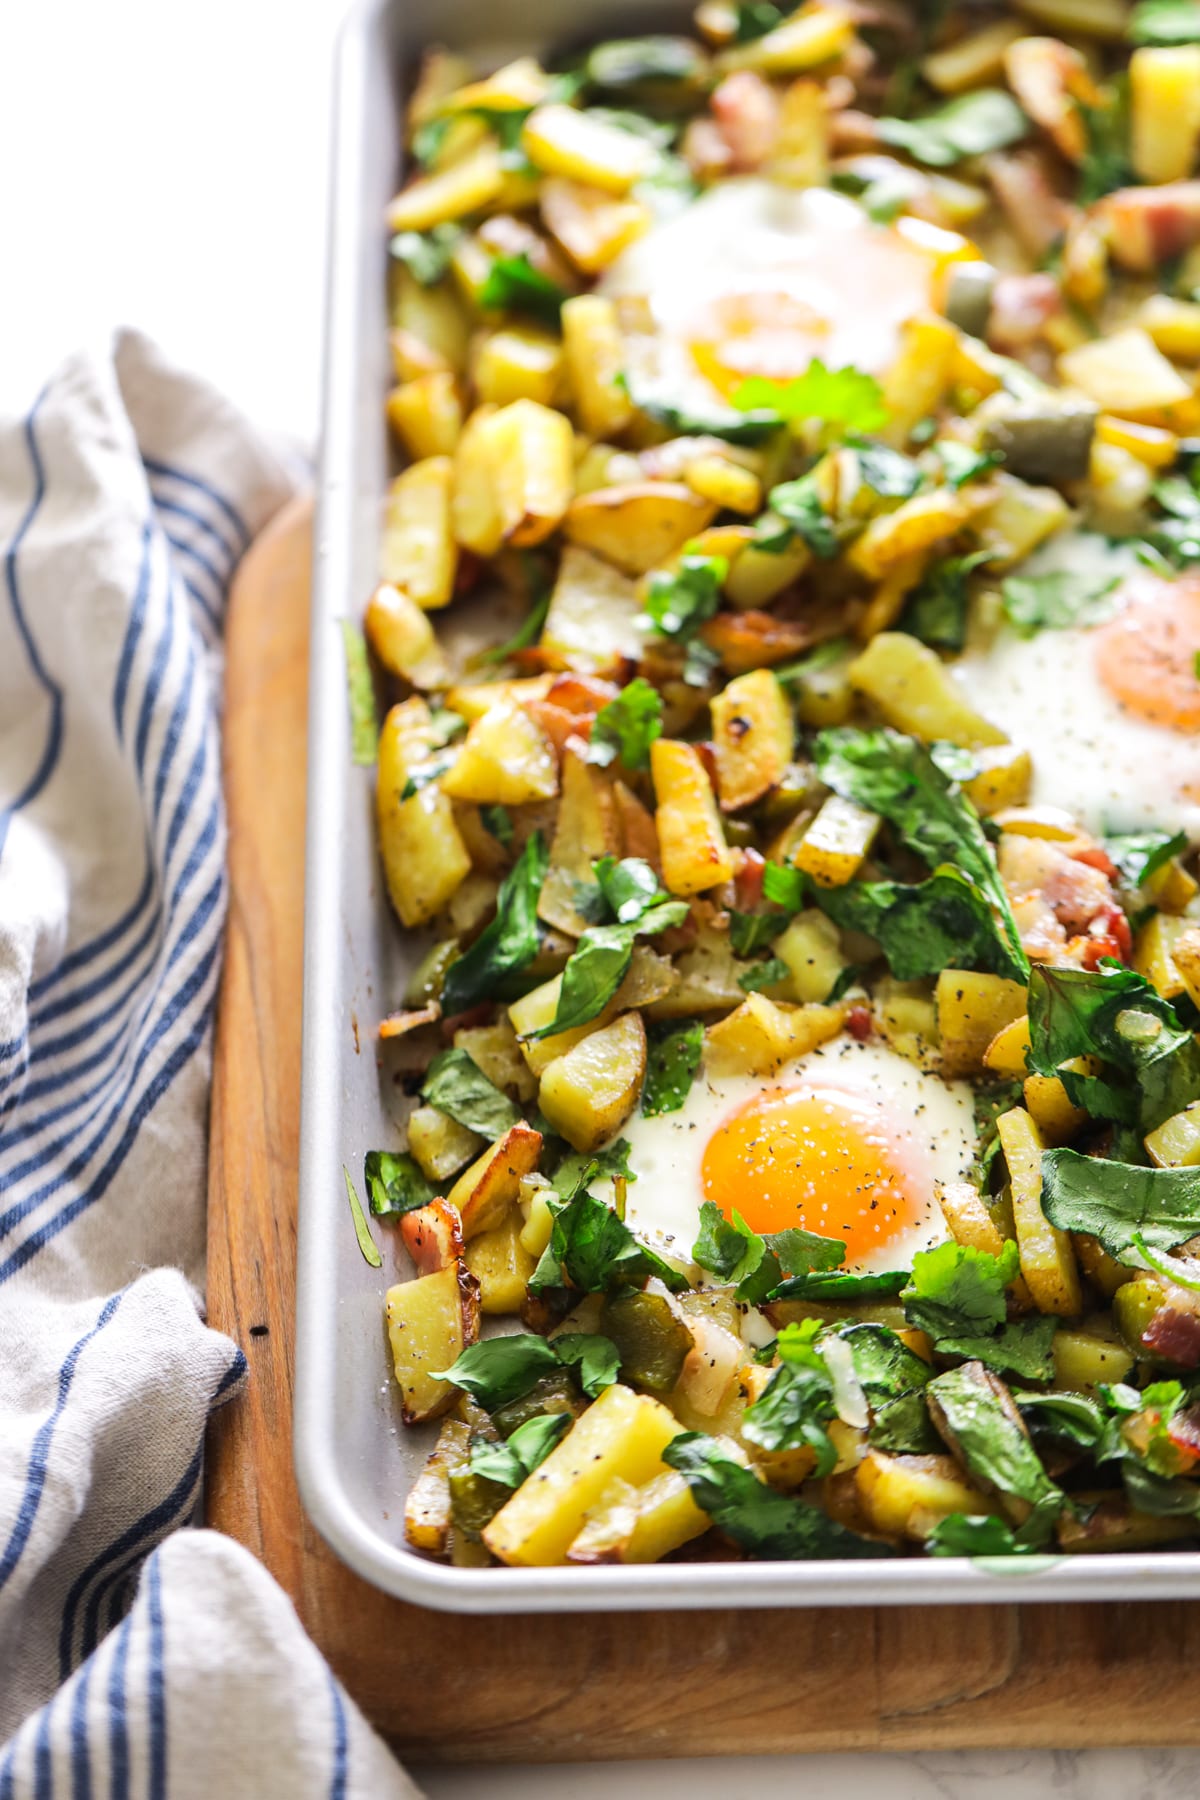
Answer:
xmin=986 ymin=151 xmax=1072 ymax=261
xmin=711 ymin=71 xmax=781 ymax=171
xmin=1098 ymin=182 xmax=1200 ymax=273
xmin=987 ymin=273 xmax=1063 ymax=352
xmin=1143 ymin=1305 xmax=1200 ymax=1368
xmin=546 ymin=673 xmax=620 ymax=714
xmin=400 ymin=1199 xmax=465 ymax=1276
xmin=379 ymin=1002 xmax=441 ymax=1040
xmin=847 ymin=1004 xmax=873 ymax=1042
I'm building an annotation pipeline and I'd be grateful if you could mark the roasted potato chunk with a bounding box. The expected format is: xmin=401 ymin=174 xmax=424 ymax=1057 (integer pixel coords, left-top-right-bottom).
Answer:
xmin=709 ymin=669 xmax=794 ymax=812
xmin=386 ymin=1260 xmax=481 ymax=1424
xmin=651 ymin=738 xmax=736 ymax=896
xmin=446 ymin=1122 xmax=544 ymax=1239
xmin=537 ymin=1011 xmax=647 ymax=1152
xmin=376 ymin=700 xmax=471 ymax=928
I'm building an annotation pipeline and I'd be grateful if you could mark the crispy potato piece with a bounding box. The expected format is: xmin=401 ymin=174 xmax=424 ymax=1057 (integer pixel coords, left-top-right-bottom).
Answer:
xmin=849 ymin=488 xmax=970 ymax=581
xmin=996 ymin=1106 xmax=1082 ymax=1316
xmin=447 ymin=1122 xmax=544 ymax=1239
xmin=709 ymin=668 xmax=794 ymax=812
xmin=685 ymin=455 xmax=762 ymax=515
xmin=856 ymin=1450 xmax=992 ymax=1540
xmin=453 ymin=1018 xmax=538 ymax=1106
xmin=441 ymin=698 xmax=559 ymax=806
xmin=464 ymin=1208 xmax=537 ymax=1314
xmin=542 ymin=179 xmax=651 ymax=275
xmin=767 ymin=76 xmax=829 ymax=187
xmin=874 ymin=976 xmax=940 ymax=1069
xmin=363 ymin=582 xmax=450 ymax=691
xmin=445 ymin=673 xmax=553 ymax=723
xmin=386 ymin=371 xmax=463 ymax=461
xmin=1134 ymin=911 xmax=1190 ymax=1001
xmin=973 ymin=472 xmax=1071 ymax=569
xmin=386 ymin=1260 xmax=481 ymax=1424
xmin=723 ymin=536 xmax=811 ymax=610
xmin=377 ymin=700 xmax=471 ymax=927
xmin=645 ymin=925 xmax=747 ymax=1018
xmin=1057 ymin=1494 xmax=1195 ymax=1552
xmin=937 ymin=1181 xmax=1035 ymax=1309
xmin=539 ymin=743 xmax=621 ymax=936
xmin=1013 ymin=0 xmax=1129 ymax=39
xmin=561 ymin=295 xmax=635 ymax=437
xmin=964 ymin=744 xmax=1034 ymax=816
xmin=474 ymin=327 xmax=563 ymax=409
xmin=568 ymin=1468 xmax=711 ymax=1564
xmin=794 ymin=794 xmax=880 ymax=889
xmin=521 ymin=103 xmax=656 ymax=193
xmin=1145 ymin=1101 xmax=1200 ymax=1168
xmin=487 ymin=399 xmax=575 ymax=547
xmin=879 ymin=315 xmax=959 ymax=446
xmin=1059 ymin=328 xmax=1191 ymax=418
xmin=717 ymin=4 xmax=854 ymax=74
xmin=407 ymin=1104 xmax=484 ymax=1182
xmin=509 ymin=975 xmax=603 ymax=1077
xmin=651 ymin=738 xmax=736 ymax=896
xmin=935 ymin=970 xmax=1028 ymax=1078
xmin=387 ymin=144 xmax=505 ymax=232
xmin=1023 ymin=1058 xmax=1096 ymax=1145
xmin=1131 ymin=46 xmax=1200 ymax=184
xmin=923 ymin=19 xmax=1023 ymax=91
xmin=452 ymin=404 xmax=505 ymax=556
xmin=1052 ymin=1328 xmax=1133 ymax=1393
xmin=483 ymin=1383 xmax=683 ymax=1565
xmin=538 ymin=1012 xmax=647 ymax=1152
xmin=564 ymin=483 xmax=717 ymax=575
xmin=774 ymin=909 xmax=847 ymax=1004
xmin=541 ymin=543 xmax=644 ymax=675
xmin=380 ymin=457 xmax=457 ymax=609
xmin=983 ymin=1013 xmax=1032 ymax=1079
xmin=849 ymin=633 xmax=1007 ymax=749
xmin=705 ymin=994 xmax=846 ymax=1079
xmin=405 ymin=1418 xmax=471 ymax=1554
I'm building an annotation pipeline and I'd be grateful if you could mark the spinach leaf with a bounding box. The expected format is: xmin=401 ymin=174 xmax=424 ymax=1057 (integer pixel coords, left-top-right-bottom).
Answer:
xmin=419 ymin=1047 xmax=521 ymax=1137
xmin=900 ymin=549 xmax=991 ymax=653
xmin=441 ymin=831 xmax=548 ymax=1014
xmin=529 ymin=1187 xmax=689 ymax=1295
xmin=642 ymin=1019 xmax=704 ymax=1117
xmin=926 ymin=1363 xmax=1064 ymax=1544
xmin=935 ymin=443 xmax=1003 ymax=491
xmin=1105 ymin=830 xmax=1187 ymax=889
xmin=813 ymin=727 xmax=1029 ymax=980
xmin=691 ymin=1204 xmax=846 ymax=1303
xmin=1017 ymin=1391 xmax=1108 ymax=1453
xmin=1131 ymin=0 xmax=1200 ymax=41
xmin=626 ymin=389 xmax=784 ymax=444
xmin=692 ymin=1201 xmax=757 ymax=1283
xmin=739 ymin=957 xmax=790 ymax=993
xmin=469 ymin=1411 xmax=571 ymax=1488
xmin=816 ymin=864 xmax=1026 ymax=982
xmin=925 ymin=1513 xmax=1042 ymax=1556
xmin=663 ymin=1433 xmax=894 ymax=1558
xmin=479 ymin=252 xmax=569 ymax=325
xmin=594 ymin=855 xmax=664 ymax=924
xmin=340 ymin=620 xmax=378 ymax=766
xmin=771 ymin=1268 xmax=910 ymax=1302
xmin=1041 ymin=1146 xmax=1200 ymax=1258
xmin=529 ymin=870 xmax=688 ymax=1039
xmin=588 ymin=677 xmax=663 ymax=771
xmin=731 ymin=0 xmax=786 ymax=40
xmin=363 ymin=1149 xmax=435 ymax=1217
xmin=936 ymin=1317 xmax=1059 ymax=1384
xmin=728 ymin=910 xmax=788 ymax=957
xmin=642 ymin=553 xmax=727 ymax=639
xmin=388 ymin=222 xmax=461 ymax=285
xmin=760 ymin=472 xmax=841 ymax=557
xmin=732 ymin=361 xmax=888 ymax=436
xmin=878 ymin=88 xmax=1028 ymax=167
xmin=836 ymin=1323 xmax=937 ymax=1452
xmin=344 ymin=1167 xmax=382 ymax=1267
xmin=852 ymin=439 xmax=924 ymax=498
xmin=1001 ymin=570 xmax=1119 ymax=637
xmin=1026 ymin=961 xmax=1200 ymax=1135
xmin=435 ymin=1334 xmax=561 ymax=1408
xmin=479 ymin=804 xmax=513 ymax=848
xmin=551 ymin=1332 xmax=622 ymax=1398
xmin=1122 ymin=1459 xmax=1200 ymax=1519
xmin=1077 ymin=83 xmax=1134 ymax=206
xmin=743 ymin=1349 xmax=838 ymax=1474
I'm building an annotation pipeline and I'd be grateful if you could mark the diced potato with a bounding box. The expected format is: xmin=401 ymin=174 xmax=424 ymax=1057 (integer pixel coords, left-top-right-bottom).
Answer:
xmin=538 ymin=1012 xmax=647 ymax=1152
xmin=849 ymin=488 xmax=969 ymax=580
xmin=1144 ymin=858 xmax=1200 ymax=913
xmin=387 ymin=144 xmax=505 ymax=233
xmin=389 ymin=278 xmax=470 ymax=381
xmin=705 ymin=994 xmax=846 ymax=1079
xmin=617 ymin=1469 xmax=711 ymax=1563
xmin=685 ymin=455 xmax=762 ymax=515
xmin=923 ymin=18 xmax=1023 ymax=91
xmin=474 ymin=328 xmax=563 ymax=410
xmin=1139 ymin=295 xmax=1200 ymax=365
xmin=855 ymin=551 xmax=931 ymax=643
xmin=1059 ymin=327 xmax=1192 ymax=418
xmin=646 ymin=925 xmax=747 ymax=1018
xmin=996 ymin=1106 xmax=1082 ymax=1317
xmin=849 ymin=633 xmax=1007 ymax=749
xmin=875 ymin=976 xmax=940 ymax=1068
xmin=386 ymin=371 xmax=463 ymax=461
xmin=564 ymin=482 xmax=717 ymax=575
xmin=491 ymin=398 xmax=576 ymax=549
xmin=973 ymin=472 xmax=1070 ymax=569
xmin=561 ymin=295 xmax=633 ymax=438
xmin=452 ymin=405 xmax=504 ymax=556
xmin=483 ymin=1382 xmax=682 ymax=1565
xmin=445 ymin=673 xmax=553 ymax=723
xmin=521 ymin=104 xmax=656 ymax=194
xmin=447 ymin=1122 xmax=544 ymax=1239
xmin=464 ymin=1208 xmax=536 ymax=1313
xmin=964 ymin=744 xmax=1034 ymax=816
xmin=651 ymin=739 xmax=736 ymax=896
xmin=539 ymin=743 xmax=621 ymax=936
xmin=709 ymin=669 xmax=794 ymax=812
xmin=774 ymin=909 xmax=848 ymax=1003
xmin=377 ymin=699 xmax=471 ymax=927
xmin=1133 ymin=910 xmax=1190 ymax=1001
xmin=541 ymin=543 xmax=644 ymax=675
xmin=509 ymin=975 xmax=600 ymax=1078
xmin=1173 ymin=924 xmax=1200 ymax=1010
xmin=856 ymin=1450 xmax=992 ymax=1541
xmin=793 ymin=794 xmax=880 ymax=889
xmin=936 ymin=970 xmax=1028 ymax=1078
xmin=938 ymin=1182 xmax=1034 ymax=1306
xmin=440 ymin=697 xmax=559 ymax=807
xmin=380 ymin=457 xmax=457 ymax=609
xmin=405 ymin=1419 xmax=470 ymax=1553
xmin=983 ymin=1013 xmax=1031 ymax=1080
xmin=363 ymin=583 xmax=449 ymax=691
xmin=1013 ymin=0 xmax=1129 ymax=38
xmin=1130 ymin=47 xmax=1200 ymax=185
xmin=455 ymin=1019 xmax=537 ymax=1105
xmin=541 ymin=178 xmax=651 ymax=274
xmin=446 ymin=872 xmax=501 ymax=933
xmin=1052 ymin=1328 xmax=1134 ymax=1392
xmin=723 ymin=536 xmax=812 ymax=610
xmin=386 ymin=1260 xmax=481 ymax=1424
xmin=1074 ymin=1236 xmax=1131 ymax=1300
xmin=407 ymin=1103 xmax=484 ymax=1182
xmin=718 ymin=4 xmax=855 ymax=75
xmin=441 ymin=55 xmax=551 ymax=114
xmin=1146 ymin=1101 xmax=1200 ymax=1169
xmin=1022 ymin=1066 xmax=1090 ymax=1145
xmin=519 ymin=1182 xmax=556 ymax=1258
xmin=880 ymin=315 xmax=959 ymax=446
xmin=767 ymin=76 xmax=828 ymax=187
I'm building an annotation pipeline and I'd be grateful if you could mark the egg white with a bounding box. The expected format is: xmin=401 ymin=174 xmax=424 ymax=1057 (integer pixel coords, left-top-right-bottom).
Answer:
xmin=596 ymin=1035 xmax=976 ymax=1275
xmin=953 ymin=529 xmax=1200 ymax=843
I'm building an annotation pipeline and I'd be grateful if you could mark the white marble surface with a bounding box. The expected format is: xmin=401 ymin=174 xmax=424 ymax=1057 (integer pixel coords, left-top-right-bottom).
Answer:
xmin=2 ymin=4 xmax=1191 ymax=1795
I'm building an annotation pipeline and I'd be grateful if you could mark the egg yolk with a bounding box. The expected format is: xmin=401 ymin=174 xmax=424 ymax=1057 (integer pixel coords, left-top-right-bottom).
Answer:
xmin=700 ymin=1082 xmax=927 ymax=1264
xmin=1094 ymin=570 xmax=1200 ymax=733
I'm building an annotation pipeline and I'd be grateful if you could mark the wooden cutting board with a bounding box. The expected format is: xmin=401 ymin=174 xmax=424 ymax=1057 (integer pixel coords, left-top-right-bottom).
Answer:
xmin=205 ymin=496 xmax=1200 ymax=1763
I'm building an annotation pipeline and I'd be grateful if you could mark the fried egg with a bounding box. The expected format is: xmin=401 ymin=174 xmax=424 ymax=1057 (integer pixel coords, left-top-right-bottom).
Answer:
xmin=600 ymin=1035 xmax=976 ymax=1276
xmin=954 ymin=530 xmax=1200 ymax=843
xmin=600 ymin=179 xmax=944 ymax=417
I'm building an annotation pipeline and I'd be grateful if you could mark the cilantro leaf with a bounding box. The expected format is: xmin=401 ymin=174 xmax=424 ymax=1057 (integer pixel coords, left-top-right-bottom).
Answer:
xmin=743 ymin=1353 xmax=838 ymax=1474
xmin=935 ymin=1317 xmax=1059 ymax=1383
xmin=419 ymin=1047 xmax=521 ymax=1137
xmin=588 ymin=677 xmax=663 ymax=771
xmin=1017 ymin=1390 xmax=1108 ymax=1453
xmin=691 ymin=1201 xmax=755 ymax=1282
xmin=902 ymin=1239 xmax=1018 ymax=1340
xmin=732 ymin=361 xmax=888 ymax=436
xmin=878 ymin=88 xmax=1028 ymax=167
xmin=527 ymin=861 xmax=687 ymax=1039
xmin=480 ymin=803 xmax=513 ymax=847
xmin=816 ymin=864 xmax=1028 ymax=982
xmin=837 ymin=1323 xmax=937 ymax=1453
xmin=593 ymin=855 xmax=664 ymax=924
xmin=363 ymin=1149 xmax=435 ymax=1218
xmin=730 ymin=0 xmax=785 ymax=40
xmin=728 ymin=910 xmax=787 ymax=957
xmin=852 ymin=439 xmax=924 ymax=498
xmin=340 ymin=620 xmax=378 ymax=766
xmin=665 ymin=1433 xmax=894 ymax=1557
xmin=760 ymin=472 xmax=841 ymax=558
xmin=642 ymin=553 xmax=727 ymax=639
xmin=900 ymin=549 xmax=992 ymax=653
xmin=935 ymin=442 xmax=1003 ymax=490
xmin=691 ymin=1204 xmax=846 ymax=1302
xmin=529 ymin=1187 xmax=689 ymax=1295
xmin=388 ymin=222 xmax=461 ymax=285
xmin=1077 ymin=83 xmax=1134 ymax=206
xmin=738 ymin=956 xmax=789 ymax=993
xmin=551 ymin=1139 xmax=637 ymax=1202
xmin=440 ymin=831 xmax=548 ymax=1014
xmin=1041 ymin=1147 xmax=1200 ymax=1259
xmin=626 ymin=389 xmax=784 ymax=444
xmin=926 ymin=1363 xmax=1064 ymax=1544
xmin=770 ymin=1268 xmax=910 ymax=1302
xmin=479 ymin=252 xmax=569 ymax=325
xmin=642 ymin=1019 xmax=704 ymax=1117
xmin=1001 ymin=570 xmax=1119 ymax=637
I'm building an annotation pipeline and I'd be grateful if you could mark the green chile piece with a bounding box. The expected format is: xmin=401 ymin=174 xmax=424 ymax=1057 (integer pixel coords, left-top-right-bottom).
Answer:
xmin=600 ymin=1291 xmax=694 ymax=1396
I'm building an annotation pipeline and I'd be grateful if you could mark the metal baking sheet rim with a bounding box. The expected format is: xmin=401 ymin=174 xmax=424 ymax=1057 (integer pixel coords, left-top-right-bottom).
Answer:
xmin=292 ymin=0 xmax=1200 ymax=1614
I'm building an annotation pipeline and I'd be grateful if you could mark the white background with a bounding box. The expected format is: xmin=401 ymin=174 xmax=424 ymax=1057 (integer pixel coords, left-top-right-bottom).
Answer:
xmin=0 ymin=2 xmax=1190 ymax=1793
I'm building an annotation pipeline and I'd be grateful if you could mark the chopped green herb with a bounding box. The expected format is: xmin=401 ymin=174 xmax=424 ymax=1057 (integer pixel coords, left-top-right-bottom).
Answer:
xmin=926 ymin=1363 xmax=1063 ymax=1545
xmin=878 ymin=88 xmax=1028 ymax=167
xmin=728 ymin=910 xmax=788 ymax=957
xmin=434 ymin=1335 xmax=561 ymax=1409
xmin=1001 ymin=570 xmax=1119 ymax=636
xmin=1105 ymin=829 xmax=1187 ymax=889
xmin=420 ymin=1047 xmax=521 ymax=1138
xmin=363 ymin=1150 xmax=435 ymax=1218
xmin=733 ymin=360 xmax=888 ymax=437
xmin=760 ymin=472 xmax=842 ymax=558
xmin=642 ymin=553 xmax=727 ymax=639
xmin=469 ymin=1412 xmax=572 ymax=1488
xmin=738 ymin=956 xmax=789 ymax=992
xmin=664 ymin=1433 xmax=894 ymax=1558
xmin=479 ymin=252 xmax=569 ymax=324
xmin=482 ymin=584 xmax=553 ymax=664
xmin=1130 ymin=0 xmax=1200 ymax=41
xmin=344 ymin=1167 xmax=382 ymax=1267
xmin=926 ymin=1513 xmax=1042 ymax=1556
xmin=440 ymin=831 xmax=548 ymax=1014
xmin=817 ymin=864 xmax=1029 ymax=983
xmin=642 ymin=1019 xmax=704 ymax=1117
xmin=388 ymin=222 xmax=462 ymax=285
xmin=480 ymin=804 xmax=514 ymax=848
xmin=1042 ymin=1146 xmax=1200 ymax=1260
xmin=852 ymin=438 xmax=925 ymax=498
xmin=1077 ymin=81 xmax=1134 ymax=205
xmin=900 ymin=549 xmax=992 ymax=653
xmin=552 ymin=1332 xmax=622 ymax=1398
xmin=529 ymin=1186 xmax=689 ymax=1295
xmin=588 ymin=677 xmax=663 ymax=770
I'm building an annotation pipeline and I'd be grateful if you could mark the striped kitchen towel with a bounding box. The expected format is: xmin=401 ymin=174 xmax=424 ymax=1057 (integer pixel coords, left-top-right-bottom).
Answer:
xmin=0 ymin=333 xmax=418 ymax=1798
